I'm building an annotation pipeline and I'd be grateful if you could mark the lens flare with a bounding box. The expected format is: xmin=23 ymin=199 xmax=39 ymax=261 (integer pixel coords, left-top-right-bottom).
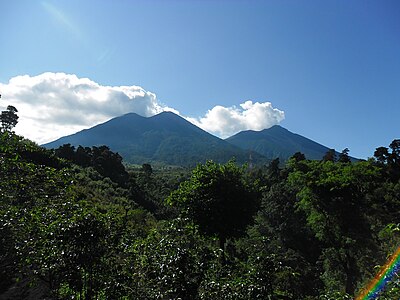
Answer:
xmin=356 ymin=246 xmax=400 ymax=299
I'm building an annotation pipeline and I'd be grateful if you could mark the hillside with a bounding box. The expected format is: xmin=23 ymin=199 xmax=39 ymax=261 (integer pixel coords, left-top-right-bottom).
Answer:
xmin=43 ymin=112 xmax=267 ymax=166
xmin=3 ymin=129 xmax=400 ymax=299
xmin=225 ymin=125 xmax=335 ymax=161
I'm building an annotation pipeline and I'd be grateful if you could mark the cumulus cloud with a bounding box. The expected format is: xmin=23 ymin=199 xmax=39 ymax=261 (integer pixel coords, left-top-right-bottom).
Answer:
xmin=187 ymin=101 xmax=285 ymax=138
xmin=0 ymin=72 xmax=177 ymax=144
xmin=0 ymin=72 xmax=284 ymax=144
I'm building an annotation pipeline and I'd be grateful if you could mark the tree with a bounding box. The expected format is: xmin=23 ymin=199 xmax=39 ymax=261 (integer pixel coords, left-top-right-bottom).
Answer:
xmin=338 ymin=148 xmax=351 ymax=163
xmin=374 ymin=140 xmax=400 ymax=181
xmin=55 ymin=143 xmax=76 ymax=161
xmin=289 ymin=160 xmax=381 ymax=295
xmin=292 ymin=151 xmax=306 ymax=162
xmin=167 ymin=160 xmax=259 ymax=251
xmin=252 ymin=179 xmax=321 ymax=298
xmin=141 ymin=163 xmax=153 ymax=177
xmin=323 ymin=149 xmax=337 ymax=162
xmin=267 ymin=158 xmax=280 ymax=180
xmin=55 ymin=144 xmax=129 ymax=186
xmin=389 ymin=139 xmax=400 ymax=158
xmin=130 ymin=218 xmax=213 ymax=299
xmin=0 ymin=105 xmax=19 ymax=132
xmin=374 ymin=146 xmax=390 ymax=164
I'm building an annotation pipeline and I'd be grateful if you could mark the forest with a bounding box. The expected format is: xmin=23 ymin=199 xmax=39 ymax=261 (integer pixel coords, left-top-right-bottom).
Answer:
xmin=1 ymin=106 xmax=400 ymax=299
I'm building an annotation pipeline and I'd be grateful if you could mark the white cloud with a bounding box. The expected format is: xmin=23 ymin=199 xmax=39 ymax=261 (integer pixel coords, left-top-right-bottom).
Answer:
xmin=0 ymin=72 xmax=284 ymax=144
xmin=0 ymin=72 xmax=177 ymax=144
xmin=187 ymin=100 xmax=285 ymax=138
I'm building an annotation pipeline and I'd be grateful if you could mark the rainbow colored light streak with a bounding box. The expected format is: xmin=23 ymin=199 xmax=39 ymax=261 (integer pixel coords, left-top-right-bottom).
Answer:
xmin=356 ymin=246 xmax=400 ymax=300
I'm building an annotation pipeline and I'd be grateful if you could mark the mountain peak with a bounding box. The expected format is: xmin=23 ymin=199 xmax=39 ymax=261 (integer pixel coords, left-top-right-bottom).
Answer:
xmin=156 ymin=111 xmax=177 ymax=116
xmin=151 ymin=111 xmax=182 ymax=120
xmin=226 ymin=125 xmax=332 ymax=161
xmin=43 ymin=112 xmax=267 ymax=166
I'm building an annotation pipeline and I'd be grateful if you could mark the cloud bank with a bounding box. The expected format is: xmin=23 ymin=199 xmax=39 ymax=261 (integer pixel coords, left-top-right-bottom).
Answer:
xmin=0 ymin=72 xmax=284 ymax=144
xmin=187 ymin=101 xmax=285 ymax=138
xmin=0 ymin=72 xmax=177 ymax=144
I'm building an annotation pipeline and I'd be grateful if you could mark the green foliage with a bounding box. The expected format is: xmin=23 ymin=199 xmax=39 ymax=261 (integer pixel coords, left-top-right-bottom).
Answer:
xmin=0 ymin=132 xmax=74 ymax=296
xmin=2 ymin=130 xmax=400 ymax=299
xmin=55 ymin=144 xmax=129 ymax=186
xmin=167 ymin=160 xmax=260 ymax=247
xmin=249 ymin=169 xmax=322 ymax=298
xmin=129 ymin=218 xmax=215 ymax=299
xmin=19 ymin=203 xmax=110 ymax=297
xmin=338 ymin=148 xmax=351 ymax=163
xmin=0 ymin=132 xmax=153 ymax=298
xmin=127 ymin=165 xmax=188 ymax=218
xmin=374 ymin=139 xmax=400 ymax=181
xmin=0 ymin=105 xmax=19 ymax=132
xmin=289 ymin=160 xmax=383 ymax=294
xmin=290 ymin=161 xmax=380 ymax=243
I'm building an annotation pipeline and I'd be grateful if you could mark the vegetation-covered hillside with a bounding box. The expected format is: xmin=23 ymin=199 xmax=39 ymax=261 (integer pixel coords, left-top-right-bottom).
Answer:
xmin=226 ymin=125 xmax=341 ymax=161
xmin=43 ymin=112 xmax=267 ymax=167
xmin=1 ymin=107 xmax=400 ymax=299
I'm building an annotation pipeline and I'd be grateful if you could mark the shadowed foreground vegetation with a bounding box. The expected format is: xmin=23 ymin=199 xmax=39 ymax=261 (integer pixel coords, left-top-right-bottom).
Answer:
xmin=1 ymin=128 xmax=400 ymax=299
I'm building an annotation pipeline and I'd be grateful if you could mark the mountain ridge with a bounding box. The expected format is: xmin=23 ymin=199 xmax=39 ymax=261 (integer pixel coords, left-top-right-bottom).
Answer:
xmin=43 ymin=112 xmax=267 ymax=166
xmin=225 ymin=125 xmax=338 ymax=161
xmin=43 ymin=112 xmax=347 ymax=166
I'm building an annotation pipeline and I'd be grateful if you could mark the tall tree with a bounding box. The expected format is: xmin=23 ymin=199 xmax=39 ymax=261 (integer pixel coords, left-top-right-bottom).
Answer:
xmin=389 ymin=139 xmax=400 ymax=166
xmin=322 ymin=149 xmax=337 ymax=162
xmin=292 ymin=151 xmax=306 ymax=162
xmin=374 ymin=146 xmax=389 ymax=164
xmin=167 ymin=160 xmax=259 ymax=251
xmin=374 ymin=140 xmax=400 ymax=181
xmin=290 ymin=160 xmax=381 ymax=295
xmin=0 ymin=105 xmax=19 ymax=132
xmin=338 ymin=148 xmax=351 ymax=163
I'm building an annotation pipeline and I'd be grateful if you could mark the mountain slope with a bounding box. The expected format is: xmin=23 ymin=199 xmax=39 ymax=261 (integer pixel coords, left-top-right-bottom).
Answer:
xmin=43 ymin=112 xmax=267 ymax=166
xmin=225 ymin=125 xmax=335 ymax=161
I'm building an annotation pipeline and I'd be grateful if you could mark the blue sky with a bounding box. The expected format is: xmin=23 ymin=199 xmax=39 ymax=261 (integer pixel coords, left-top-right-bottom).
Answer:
xmin=1 ymin=0 xmax=399 ymax=159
